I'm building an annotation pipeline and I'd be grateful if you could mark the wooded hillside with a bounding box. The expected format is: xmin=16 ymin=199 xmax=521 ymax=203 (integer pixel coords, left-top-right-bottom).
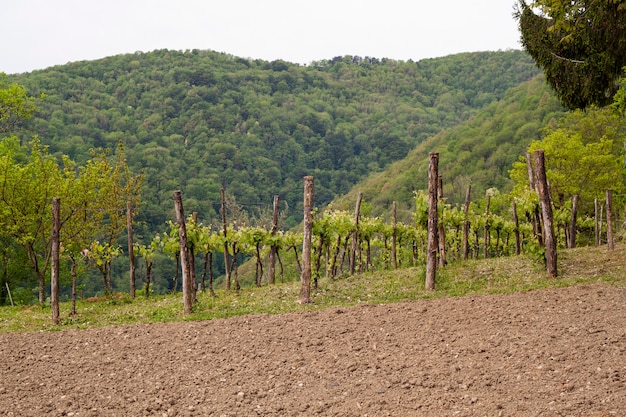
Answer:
xmin=333 ymin=75 xmax=565 ymax=222
xmin=8 ymin=49 xmax=540 ymax=232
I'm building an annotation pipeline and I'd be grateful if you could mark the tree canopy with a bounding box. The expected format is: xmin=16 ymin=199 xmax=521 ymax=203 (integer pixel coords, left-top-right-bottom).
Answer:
xmin=0 ymin=76 xmax=142 ymax=303
xmin=2 ymin=49 xmax=570 ymax=300
xmin=0 ymin=73 xmax=42 ymax=133
xmin=333 ymin=75 xmax=566 ymax=222
xmin=7 ymin=49 xmax=540 ymax=232
xmin=515 ymin=0 xmax=626 ymax=109
xmin=0 ymin=137 xmax=142 ymax=302
xmin=510 ymin=107 xmax=625 ymax=211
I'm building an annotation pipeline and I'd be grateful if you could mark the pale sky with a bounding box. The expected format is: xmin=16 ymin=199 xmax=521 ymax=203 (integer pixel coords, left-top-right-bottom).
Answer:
xmin=2 ymin=0 xmax=522 ymax=74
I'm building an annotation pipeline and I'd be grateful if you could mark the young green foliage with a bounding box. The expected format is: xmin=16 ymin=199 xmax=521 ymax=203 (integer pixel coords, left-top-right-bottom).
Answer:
xmin=0 ymin=73 xmax=42 ymax=133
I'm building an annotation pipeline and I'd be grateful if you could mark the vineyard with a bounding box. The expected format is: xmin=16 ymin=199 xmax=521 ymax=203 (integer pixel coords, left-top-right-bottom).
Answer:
xmin=2 ymin=137 xmax=618 ymax=322
xmin=1 ymin=49 xmax=623 ymax=319
xmin=128 ymin=172 xmax=613 ymax=306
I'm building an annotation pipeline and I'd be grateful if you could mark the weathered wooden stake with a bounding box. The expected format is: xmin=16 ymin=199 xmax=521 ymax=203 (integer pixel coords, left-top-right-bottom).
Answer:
xmin=606 ymin=190 xmax=614 ymax=250
xmin=268 ymin=195 xmax=280 ymax=285
xmin=221 ymin=188 xmax=231 ymax=291
xmin=512 ymin=200 xmax=521 ymax=256
xmin=483 ymin=194 xmax=491 ymax=259
xmin=594 ymin=198 xmax=600 ymax=246
xmin=51 ymin=197 xmax=60 ymax=325
xmin=127 ymin=201 xmax=136 ymax=299
xmin=426 ymin=152 xmax=439 ymax=291
xmin=190 ymin=212 xmax=198 ymax=302
xmin=391 ymin=201 xmax=398 ymax=270
xmin=173 ymin=190 xmax=192 ymax=314
xmin=300 ymin=176 xmax=314 ymax=304
xmin=463 ymin=184 xmax=471 ymax=260
xmin=5 ymin=282 xmax=13 ymax=307
xmin=534 ymin=150 xmax=557 ymax=278
xmin=144 ymin=258 xmax=152 ymax=298
xmin=349 ymin=192 xmax=363 ymax=275
xmin=526 ymin=152 xmax=543 ymax=247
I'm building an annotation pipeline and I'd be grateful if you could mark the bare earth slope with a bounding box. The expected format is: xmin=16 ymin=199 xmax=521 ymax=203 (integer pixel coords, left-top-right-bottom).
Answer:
xmin=1 ymin=283 xmax=625 ymax=416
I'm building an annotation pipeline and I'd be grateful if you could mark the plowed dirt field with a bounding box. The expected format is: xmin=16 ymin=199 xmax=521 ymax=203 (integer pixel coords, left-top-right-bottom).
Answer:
xmin=1 ymin=283 xmax=625 ymax=416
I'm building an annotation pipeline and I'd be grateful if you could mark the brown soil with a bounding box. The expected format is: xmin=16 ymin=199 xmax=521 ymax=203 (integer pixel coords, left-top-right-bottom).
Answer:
xmin=1 ymin=284 xmax=625 ymax=416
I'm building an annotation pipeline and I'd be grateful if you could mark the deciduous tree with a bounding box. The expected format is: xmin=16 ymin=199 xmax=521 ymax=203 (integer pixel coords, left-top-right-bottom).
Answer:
xmin=0 ymin=73 xmax=42 ymax=133
xmin=511 ymin=129 xmax=622 ymax=208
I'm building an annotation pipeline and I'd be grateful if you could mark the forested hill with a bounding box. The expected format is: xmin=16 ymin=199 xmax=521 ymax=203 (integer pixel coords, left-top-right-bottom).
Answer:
xmin=333 ymin=75 xmax=565 ymax=222
xmin=8 ymin=49 xmax=540 ymax=231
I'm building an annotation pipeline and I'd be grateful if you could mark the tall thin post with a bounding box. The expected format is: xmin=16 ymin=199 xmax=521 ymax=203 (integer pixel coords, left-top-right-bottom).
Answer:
xmin=595 ymin=199 xmax=600 ymax=246
xmin=534 ymin=150 xmax=557 ymax=277
xmin=483 ymin=194 xmax=491 ymax=259
xmin=268 ymin=195 xmax=280 ymax=285
xmin=300 ymin=176 xmax=314 ymax=304
xmin=349 ymin=192 xmax=363 ymax=275
xmin=426 ymin=152 xmax=439 ymax=291
xmin=51 ymin=197 xmax=61 ymax=325
xmin=126 ymin=201 xmax=136 ymax=299
xmin=5 ymin=282 xmax=13 ymax=307
xmin=512 ymin=200 xmax=521 ymax=256
xmin=174 ymin=190 xmax=192 ymax=314
xmin=463 ymin=185 xmax=471 ymax=260
xmin=190 ymin=212 xmax=198 ymax=302
xmin=606 ymin=190 xmax=614 ymax=250
xmin=391 ymin=201 xmax=398 ymax=270
xmin=221 ymin=188 xmax=231 ymax=291
xmin=527 ymin=152 xmax=543 ymax=247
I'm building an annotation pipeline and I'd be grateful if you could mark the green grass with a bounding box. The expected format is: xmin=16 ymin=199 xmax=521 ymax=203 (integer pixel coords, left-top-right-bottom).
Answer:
xmin=1 ymin=243 xmax=624 ymax=333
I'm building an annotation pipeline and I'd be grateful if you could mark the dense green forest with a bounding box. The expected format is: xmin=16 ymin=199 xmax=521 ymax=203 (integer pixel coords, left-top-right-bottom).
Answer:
xmin=333 ymin=75 xmax=566 ymax=222
xmin=8 ymin=49 xmax=540 ymax=233
xmin=2 ymin=49 xmax=564 ymax=302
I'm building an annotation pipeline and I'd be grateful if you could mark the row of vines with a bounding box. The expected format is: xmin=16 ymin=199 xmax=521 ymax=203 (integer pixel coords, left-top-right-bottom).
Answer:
xmin=127 ymin=181 xmax=614 ymax=302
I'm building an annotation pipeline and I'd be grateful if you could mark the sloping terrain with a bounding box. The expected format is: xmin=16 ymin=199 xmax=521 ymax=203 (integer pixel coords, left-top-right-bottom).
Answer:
xmin=333 ymin=75 xmax=565 ymax=221
xmin=9 ymin=50 xmax=540 ymax=230
xmin=1 ymin=283 xmax=624 ymax=416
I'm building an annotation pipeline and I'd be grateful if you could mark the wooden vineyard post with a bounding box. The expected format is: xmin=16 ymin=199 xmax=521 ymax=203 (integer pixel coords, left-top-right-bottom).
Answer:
xmin=594 ymin=198 xmax=600 ymax=246
xmin=190 ymin=212 xmax=198 ymax=302
xmin=425 ymin=152 xmax=439 ymax=291
xmin=483 ymin=194 xmax=491 ymax=259
xmin=606 ymin=190 xmax=614 ymax=250
xmin=437 ymin=175 xmax=447 ymax=267
xmin=512 ymin=200 xmax=521 ymax=256
xmin=534 ymin=150 xmax=557 ymax=278
xmin=462 ymin=184 xmax=471 ymax=260
xmin=127 ymin=200 xmax=136 ymax=299
xmin=5 ymin=282 xmax=13 ymax=307
xmin=51 ymin=197 xmax=60 ymax=325
xmin=527 ymin=152 xmax=543 ymax=247
xmin=300 ymin=176 xmax=314 ymax=304
xmin=174 ymin=190 xmax=192 ymax=314
xmin=221 ymin=188 xmax=231 ymax=291
xmin=392 ymin=201 xmax=398 ymax=270
xmin=349 ymin=192 xmax=363 ymax=275
xmin=268 ymin=195 xmax=279 ymax=285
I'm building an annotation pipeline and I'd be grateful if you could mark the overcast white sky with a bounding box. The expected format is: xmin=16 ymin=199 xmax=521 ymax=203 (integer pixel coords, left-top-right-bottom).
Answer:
xmin=2 ymin=0 xmax=522 ymax=75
